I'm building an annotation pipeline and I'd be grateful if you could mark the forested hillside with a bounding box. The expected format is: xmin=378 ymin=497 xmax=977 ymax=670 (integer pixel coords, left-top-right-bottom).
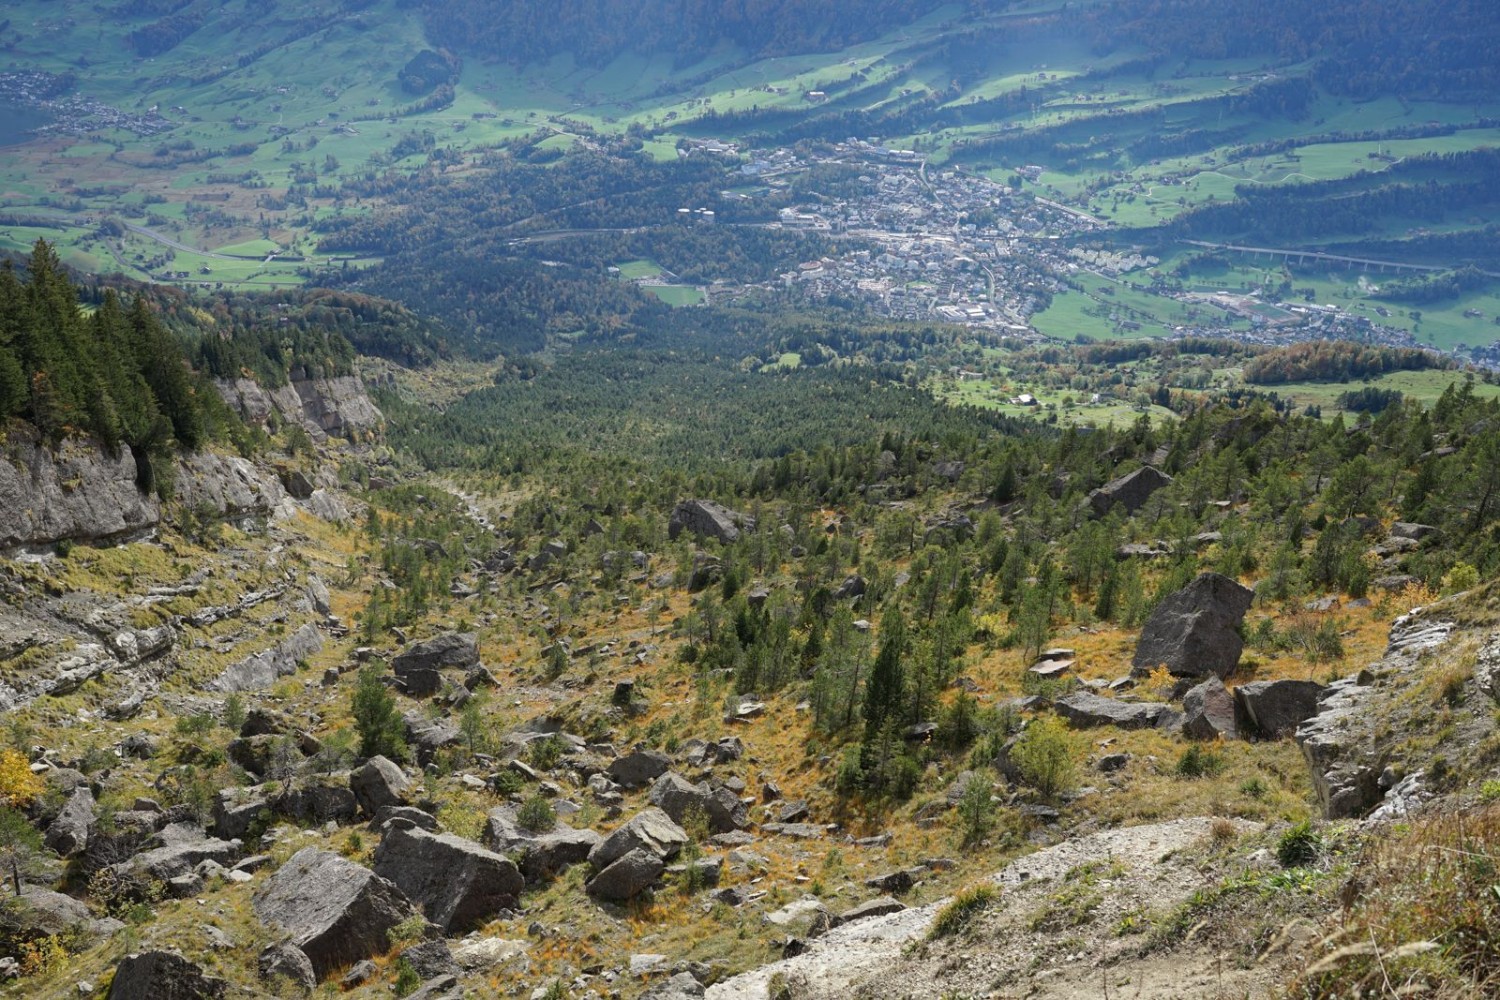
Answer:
xmin=0 ymin=243 xmax=206 ymax=462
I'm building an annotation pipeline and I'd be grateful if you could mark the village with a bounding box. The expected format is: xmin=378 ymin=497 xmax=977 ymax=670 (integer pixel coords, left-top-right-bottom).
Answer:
xmin=691 ymin=137 xmax=1446 ymax=358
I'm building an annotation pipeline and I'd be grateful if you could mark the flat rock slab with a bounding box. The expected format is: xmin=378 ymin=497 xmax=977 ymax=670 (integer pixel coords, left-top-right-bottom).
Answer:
xmin=1055 ymin=691 xmax=1174 ymax=730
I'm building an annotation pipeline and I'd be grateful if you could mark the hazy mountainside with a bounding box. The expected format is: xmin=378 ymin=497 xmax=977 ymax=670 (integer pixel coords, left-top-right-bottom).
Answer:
xmin=421 ymin=0 xmax=944 ymax=68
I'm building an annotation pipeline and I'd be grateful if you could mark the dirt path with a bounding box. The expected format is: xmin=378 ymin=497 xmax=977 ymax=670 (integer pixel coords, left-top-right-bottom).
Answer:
xmin=706 ymin=817 xmax=1286 ymax=1000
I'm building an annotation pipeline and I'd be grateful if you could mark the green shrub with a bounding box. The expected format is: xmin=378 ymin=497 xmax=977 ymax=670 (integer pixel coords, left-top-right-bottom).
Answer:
xmin=516 ymin=795 xmax=556 ymax=833
xmin=928 ymin=883 xmax=998 ymax=939
xmin=1011 ymin=716 xmax=1077 ymax=799
xmin=1276 ymin=820 xmax=1322 ymax=868
xmin=1175 ymin=744 xmax=1227 ymax=779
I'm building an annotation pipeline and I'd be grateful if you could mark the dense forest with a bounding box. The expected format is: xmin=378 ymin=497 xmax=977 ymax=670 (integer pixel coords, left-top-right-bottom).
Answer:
xmin=0 ymin=243 xmax=207 ymax=484
xmin=1242 ymin=342 xmax=1450 ymax=385
xmin=418 ymin=0 xmax=943 ymax=68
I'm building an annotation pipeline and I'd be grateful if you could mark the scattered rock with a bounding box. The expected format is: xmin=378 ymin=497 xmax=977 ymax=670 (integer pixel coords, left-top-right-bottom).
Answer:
xmin=350 ymin=755 xmax=410 ymax=817
xmin=607 ymin=749 xmax=672 ymax=789
xmin=393 ymin=633 xmax=479 ymax=697
xmin=258 ymin=943 xmax=316 ymax=993
xmin=588 ymin=808 xmax=688 ymax=870
xmin=648 ymin=773 xmax=748 ymax=833
xmin=841 ymin=896 xmax=906 ymax=923
xmin=586 ymin=847 xmax=666 ymax=901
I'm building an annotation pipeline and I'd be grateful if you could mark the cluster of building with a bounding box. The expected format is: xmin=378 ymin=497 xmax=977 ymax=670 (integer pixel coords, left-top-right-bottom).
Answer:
xmin=0 ymin=71 xmax=175 ymax=138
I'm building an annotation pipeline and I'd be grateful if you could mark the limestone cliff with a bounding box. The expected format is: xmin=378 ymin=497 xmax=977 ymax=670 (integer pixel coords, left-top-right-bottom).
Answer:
xmin=214 ymin=369 xmax=383 ymax=442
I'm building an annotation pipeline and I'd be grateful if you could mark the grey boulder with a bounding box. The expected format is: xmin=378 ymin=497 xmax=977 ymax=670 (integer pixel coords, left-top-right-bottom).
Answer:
xmin=606 ymin=749 xmax=672 ymax=789
xmin=393 ymin=633 xmax=479 ymax=697
xmin=588 ymin=807 xmax=688 ymax=870
xmin=253 ymin=848 xmax=418 ymax=980
xmin=586 ymin=847 xmax=665 ymax=901
xmin=350 ymin=755 xmax=410 ymax=816
xmin=1181 ymin=677 xmax=1238 ymax=740
xmin=107 ymin=951 xmax=227 ymax=1000
xmin=1055 ymin=692 xmax=1175 ymax=730
xmin=1131 ymin=572 xmax=1253 ymax=679
xmin=1234 ymin=679 xmax=1326 ymax=739
xmin=372 ymin=825 xmax=522 ymax=932
xmin=1087 ymin=465 xmax=1171 ymax=517
xmin=45 ymin=786 xmax=95 ymax=857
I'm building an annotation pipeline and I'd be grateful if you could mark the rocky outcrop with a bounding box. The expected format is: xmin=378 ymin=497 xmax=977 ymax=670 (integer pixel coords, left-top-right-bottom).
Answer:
xmin=207 ymin=623 xmax=323 ymax=692
xmin=44 ymin=786 xmax=95 ymax=857
xmin=1087 ymin=465 xmax=1172 ymax=517
xmin=107 ymin=951 xmax=227 ymax=1000
xmin=1233 ymin=679 xmax=1324 ymax=738
xmin=215 ymin=372 xmax=383 ymax=443
xmin=1131 ymin=572 xmax=1254 ymax=679
xmin=110 ymin=823 xmax=238 ymax=882
xmin=668 ymin=500 xmax=755 ymax=545
xmin=253 ymin=848 xmax=419 ymax=980
xmin=372 ymin=825 xmax=523 ymax=932
xmin=0 ymin=425 xmax=158 ymax=551
xmin=175 ymin=450 xmax=286 ymax=523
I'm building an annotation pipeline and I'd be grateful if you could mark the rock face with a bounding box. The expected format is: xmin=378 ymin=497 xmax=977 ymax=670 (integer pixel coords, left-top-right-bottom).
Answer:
xmin=1296 ymin=676 xmax=1384 ymax=819
xmin=372 ymin=825 xmax=523 ymax=932
xmin=1087 ymin=465 xmax=1172 ymax=517
xmin=253 ymin=848 xmax=418 ymax=980
xmin=215 ymin=372 xmax=383 ymax=442
xmin=175 ymin=451 xmax=287 ymax=523
xmin=107 ymin=951 xmax=227 ymax=1000
xmin=1180 ymin=678 xmax=1238 ymax=740
xmin=0 ymin=425 xmax=158 ymax=551
xmin=350 ymin=755 xmax=410 ymax=817
xmin=588 ymin=807 xmax=688 ymax=870
xmin=208 ymin=623 xmax=323 ymax=692
xmin=668 ymin=500 xmax=755 ymax=545
xmin=392 ymin=632 xmax=479 ymax=696
xmin=1233 ymin=679 xmax=1325 ymax=738
xmin=648 ymin=773 xmax=749 ymax=833
xmin=1131 ymin=572 xmax=1254 ymax=679
xmin=1055 ymin=692 xmax=1176 ymax=730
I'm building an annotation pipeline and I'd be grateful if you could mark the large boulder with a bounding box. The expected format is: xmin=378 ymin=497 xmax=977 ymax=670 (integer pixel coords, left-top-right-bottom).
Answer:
xmin=1087 ymin=465 xmax=1172 ymax=517
xmin=350 ymin=755 xmax=410 ymax=817
xmin=482 ymin=808 xmax=600 ymax=885
xmin=647 ymin=773 xmax=749 ymax=833
xmin=45 ymin=786 xmax=95 ymax=857
xmin=586 ymin=847 xmax=665 ymax=902
xmin=5 ymin=887 xmax=121 ymax=941
xmin=208 ymin=623 xmax=324 ymax=693
xmin=107 ymin=951 xmax=227 ymax=1000
xmin=1131 ymin=572 xmax=1254 ymax=679
xmin=1181 ymin=678 xmax=1238 ymax=741
xmin=606 ymin=749 xmax=672 ymax=789
xmin=253 ymin=848 xmax=419 ymax=980
xmin=1295 ymin=677 xmax=1384 ymax=819
xmin=1055 ymin=692 xmax=1176 ymax=730
xmin=668 ymin=500 xmax=755 ymax=545
xmin=1234 ymin=679 xmax=1325 ymax=739
xmin=588 ymin=808 xmax=689 ymax=870
xmin=392 ymin=633 xmax=479 ymax=697
xmin=372 ymin=825 xmax=523 ymax=932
